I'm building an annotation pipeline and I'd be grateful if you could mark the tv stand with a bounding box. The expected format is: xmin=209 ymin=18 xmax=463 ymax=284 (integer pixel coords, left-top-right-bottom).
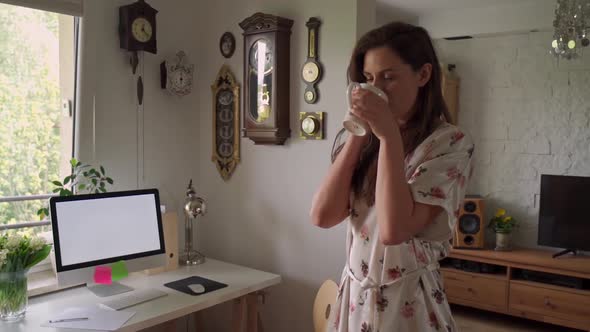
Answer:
xmin=553 ymin=248 xmax=578 ymax=258
xmin=441 ymin=247 xmax=590 ymax=331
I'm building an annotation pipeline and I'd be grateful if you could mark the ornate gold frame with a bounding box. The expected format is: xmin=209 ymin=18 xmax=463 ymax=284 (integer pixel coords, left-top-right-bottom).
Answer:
xmin=211 ymin=65 xmax=240 ymax=181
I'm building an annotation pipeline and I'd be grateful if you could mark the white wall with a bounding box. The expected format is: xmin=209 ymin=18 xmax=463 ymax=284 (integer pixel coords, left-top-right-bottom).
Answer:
xmin=77 ymin=0 xmax=201 ymax=228
xmin=77 ymin=0 xmax=368 ymax=331
xmin=420 ymin=0 xmax=556 ymax=39
xmin=195 ymin=1 xmax=367 ymax=331
xmin=436 ymin=32 xmax=590 ymax=247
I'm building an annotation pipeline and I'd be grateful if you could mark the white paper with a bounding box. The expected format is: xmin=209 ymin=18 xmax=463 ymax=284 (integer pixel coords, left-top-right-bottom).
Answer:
xmin=41 ymin=305 xmax=135 ymax=331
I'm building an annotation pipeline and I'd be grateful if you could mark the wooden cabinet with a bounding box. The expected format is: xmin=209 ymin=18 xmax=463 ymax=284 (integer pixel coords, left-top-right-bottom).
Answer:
xmin=442 ymin=248 xmax=590 ymax=331
xmin=442 ymin=269 xmax=507 ymax=313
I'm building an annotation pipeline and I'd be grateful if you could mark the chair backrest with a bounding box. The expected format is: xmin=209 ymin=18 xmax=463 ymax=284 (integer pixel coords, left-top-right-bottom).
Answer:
xmin=313 ymin=279 xmax=338 ymax=332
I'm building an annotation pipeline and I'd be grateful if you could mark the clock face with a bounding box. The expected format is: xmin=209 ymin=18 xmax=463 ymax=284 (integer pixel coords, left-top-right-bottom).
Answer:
xmin=304 ymin=90 xmax=315 ymax=103
xmin=301 ymin=116 xmax=318 ymax=135
xmin=218 ymin=90 xmax=234 ymax=106
xmin=132 ymin=17 xmax=152 ymax=43
xmin=167 ymin=67 xmax=193 ymax=96
xmin=172 ymin=70 xmax=187 ymax=88
xmin=249 ymin=39 xmax=273 ymax=75
xmin=302 ymin=61 xmax=320 ymax=83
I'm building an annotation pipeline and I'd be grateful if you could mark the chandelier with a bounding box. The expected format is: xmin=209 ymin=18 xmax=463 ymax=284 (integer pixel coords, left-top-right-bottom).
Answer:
xmin=551 ymin=0 xmax=590 ymax=59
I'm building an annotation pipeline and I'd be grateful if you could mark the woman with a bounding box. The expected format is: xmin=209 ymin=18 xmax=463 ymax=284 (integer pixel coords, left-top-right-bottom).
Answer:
xmin=310 ymin=22 xmax=474 ymax=332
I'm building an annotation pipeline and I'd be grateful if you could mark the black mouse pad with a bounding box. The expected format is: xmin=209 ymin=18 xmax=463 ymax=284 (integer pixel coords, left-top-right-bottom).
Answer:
xmin=164 ymin=276 xmax=228 ymax=296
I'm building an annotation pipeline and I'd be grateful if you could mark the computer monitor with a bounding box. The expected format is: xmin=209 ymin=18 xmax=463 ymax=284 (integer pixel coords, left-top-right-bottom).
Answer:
xmin=50 ymin=188 xmax=166 ymax=296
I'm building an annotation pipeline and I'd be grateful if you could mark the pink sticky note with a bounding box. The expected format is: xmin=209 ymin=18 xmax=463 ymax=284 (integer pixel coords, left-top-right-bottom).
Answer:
xmin=94 ymin=266 xmax=112 ymax=284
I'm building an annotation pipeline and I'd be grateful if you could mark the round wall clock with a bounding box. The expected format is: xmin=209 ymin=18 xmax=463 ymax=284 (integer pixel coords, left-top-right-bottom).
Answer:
xmin=219 ymin=32 xmax=236 ymax=58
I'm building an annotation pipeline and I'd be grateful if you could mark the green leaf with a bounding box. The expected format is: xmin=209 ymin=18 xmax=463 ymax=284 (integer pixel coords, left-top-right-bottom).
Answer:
xmin=89 ymin=168 xmax=96 ymax=175
xmin=52 ymin=188 xmax=61 ymax=193
xmin=36 ymin=208 xmax=49 ymax=220
xmin=51 ymin=180 xmax=62 ymax=187
xmin=60 ymin=189 xmax=73 ymax=196
xmin=106 ymin=177 xmax=114 ymax=185
xmin=92 ymin=179 xmax=97 ymax=185
xmin=83 ymin=171 xmax=88 ymax=177
xmin=100 ymin=166 xmax=105 ymax=175
xmin=78 ymin=184 xmax=86 ymax=191
xmin=24 ymin=245 xmax=51 ymax=269
xmin=100 ymin=187 xmax=107 ymax=193
xmin=70 ymin=158 xmax=78 ymax=167
xmin=64 ymin=175 xmax=71 ymax=185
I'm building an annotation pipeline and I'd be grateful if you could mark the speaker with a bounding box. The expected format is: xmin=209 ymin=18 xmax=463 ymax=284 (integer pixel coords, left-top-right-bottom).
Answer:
xmin=453 ymin=196 xmax=485 ymax=249
xmin=145 ymin=212 xmax=179 ymax=275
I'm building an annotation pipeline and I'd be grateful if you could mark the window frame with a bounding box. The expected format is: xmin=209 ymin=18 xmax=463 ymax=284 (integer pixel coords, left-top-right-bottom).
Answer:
xmin=0 ymin=12 xmax=81 ymax=236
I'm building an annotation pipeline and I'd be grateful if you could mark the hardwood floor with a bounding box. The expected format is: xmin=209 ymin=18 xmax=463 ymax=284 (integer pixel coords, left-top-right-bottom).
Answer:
xmin=451 ymin=305 xmax=585 ymax=332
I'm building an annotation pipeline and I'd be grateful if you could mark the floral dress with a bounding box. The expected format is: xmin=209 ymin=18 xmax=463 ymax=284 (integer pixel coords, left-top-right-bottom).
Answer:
xmin=328 ymin=123 xmax=474 ymax=332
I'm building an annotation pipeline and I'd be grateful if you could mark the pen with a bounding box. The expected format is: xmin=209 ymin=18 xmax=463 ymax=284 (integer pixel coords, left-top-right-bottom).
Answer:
xmin=49 ymin=317 xmax=89 ymax=323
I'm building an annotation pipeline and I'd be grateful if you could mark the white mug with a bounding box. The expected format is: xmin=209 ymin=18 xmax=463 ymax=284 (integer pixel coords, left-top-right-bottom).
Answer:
xmin=343 ymin=82 xmax=389 ymax=136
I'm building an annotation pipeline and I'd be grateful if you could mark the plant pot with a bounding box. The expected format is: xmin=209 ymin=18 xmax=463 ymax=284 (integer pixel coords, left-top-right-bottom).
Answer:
xmin=0 ymin=270 xmax=28 ymax=322
xmin=495 ymin=232 xmax=512 ymax=251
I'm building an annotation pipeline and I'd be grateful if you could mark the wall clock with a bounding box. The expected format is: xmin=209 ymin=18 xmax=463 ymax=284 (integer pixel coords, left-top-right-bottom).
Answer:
xmin=219 ymin=32 xmax=236 ymax=58
xmin=239 ymin=12 xmax=293 ymax=145
xmin=299 ymin=112 xmax=324 ymax=139
xmin=211 ymin=65 xmax=240 ymax=181
xmin=119 ymin=0 xmax=158 ymax=105
xmin=160 ymin=51 xmax=194 ymax=97
xmin=301 ymin=17 xmax=322 ymax=104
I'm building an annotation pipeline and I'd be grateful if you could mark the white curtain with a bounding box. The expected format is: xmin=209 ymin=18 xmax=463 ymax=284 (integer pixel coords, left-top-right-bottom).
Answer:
xmin=0 ymin=0 xmax=83 ymax=16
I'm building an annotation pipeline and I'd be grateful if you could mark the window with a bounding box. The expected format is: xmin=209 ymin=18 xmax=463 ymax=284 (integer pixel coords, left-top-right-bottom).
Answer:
xmin=0 ymin=3 xmax=78 ymax=237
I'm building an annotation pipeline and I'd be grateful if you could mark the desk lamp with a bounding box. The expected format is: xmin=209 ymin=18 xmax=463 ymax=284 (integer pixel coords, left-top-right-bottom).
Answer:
xmin=180 ymin=179 xmax=207 ymax=265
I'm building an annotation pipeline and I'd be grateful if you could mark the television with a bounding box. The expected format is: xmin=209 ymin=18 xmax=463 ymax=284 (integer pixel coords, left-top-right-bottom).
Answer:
xmin=538 ymin=174 xmax=590 ymax=258
xmin=50 ymin=188 xmax=166 ymax=296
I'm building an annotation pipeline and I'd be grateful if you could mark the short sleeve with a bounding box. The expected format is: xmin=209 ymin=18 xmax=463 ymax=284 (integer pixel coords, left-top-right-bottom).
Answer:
xmin=408 ymin=126 xmax=474 ymax=242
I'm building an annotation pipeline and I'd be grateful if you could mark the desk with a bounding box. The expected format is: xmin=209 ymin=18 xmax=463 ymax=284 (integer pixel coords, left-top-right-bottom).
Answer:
xmin=2 ymin=259 xmax=281 ymax=332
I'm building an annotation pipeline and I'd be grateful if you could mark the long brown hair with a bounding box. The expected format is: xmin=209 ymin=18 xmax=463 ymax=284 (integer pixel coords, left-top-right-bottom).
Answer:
xmin=332 ymin=22 xmax=451 ymax=205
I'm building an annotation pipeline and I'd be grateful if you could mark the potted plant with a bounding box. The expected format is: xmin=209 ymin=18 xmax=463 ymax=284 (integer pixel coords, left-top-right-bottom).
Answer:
xmin=488 ymin=208 xmax=518 ymax=251
xmin=0 ymin=234 xmax=51 ymax=322
xmin=36 ymin=158 xmax=114 ymax=220
xmin=36 ymin=158 xmax=114 ymax=273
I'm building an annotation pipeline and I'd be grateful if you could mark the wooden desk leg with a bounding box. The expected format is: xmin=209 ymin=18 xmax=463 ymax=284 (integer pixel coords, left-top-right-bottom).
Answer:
xmin=257 ymin=312 xmax=264 ymax=332
xmin=232 ymin=296 xmax=247 ymax=332
xmin=193 ymin=311 xmax=203 ymax=331
xmin=246 ymin=293 xmax=258 ymax=332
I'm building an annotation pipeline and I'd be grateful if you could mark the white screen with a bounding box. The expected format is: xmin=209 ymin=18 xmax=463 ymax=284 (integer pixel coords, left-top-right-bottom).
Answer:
xmin=55 ymin=193 xmax=162 ymax=266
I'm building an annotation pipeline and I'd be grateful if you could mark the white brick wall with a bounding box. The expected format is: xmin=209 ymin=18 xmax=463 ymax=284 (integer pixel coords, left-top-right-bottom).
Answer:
xmin=436 ymin=32 xmax=590 ymax=248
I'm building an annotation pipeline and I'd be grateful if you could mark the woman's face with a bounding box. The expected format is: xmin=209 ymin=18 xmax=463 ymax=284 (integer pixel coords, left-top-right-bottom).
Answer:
xmin=362 ymin=46 xmax=431 ymax=125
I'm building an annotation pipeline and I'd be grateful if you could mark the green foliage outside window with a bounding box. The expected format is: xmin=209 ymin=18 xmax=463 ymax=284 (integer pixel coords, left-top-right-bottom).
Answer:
xmin=0 ymin=5 xmax=61 ymax=232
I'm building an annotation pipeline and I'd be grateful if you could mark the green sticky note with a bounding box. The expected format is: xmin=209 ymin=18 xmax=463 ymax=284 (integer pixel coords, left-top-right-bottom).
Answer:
xmin=110 ymin=260 xmax=128 ymax=281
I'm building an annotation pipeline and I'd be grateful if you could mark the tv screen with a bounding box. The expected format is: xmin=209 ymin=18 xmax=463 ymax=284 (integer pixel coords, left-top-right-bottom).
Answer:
xmin=538 ymin=174 xmax=590 ymax=251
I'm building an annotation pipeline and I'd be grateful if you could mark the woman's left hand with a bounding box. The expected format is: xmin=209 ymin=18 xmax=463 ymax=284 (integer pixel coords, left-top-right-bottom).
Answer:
xmin=349 ymin=87 xmax=399 ymax=140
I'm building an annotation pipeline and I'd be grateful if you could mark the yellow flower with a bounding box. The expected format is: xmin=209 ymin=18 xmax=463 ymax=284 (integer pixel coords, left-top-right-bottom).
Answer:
xmin=495 ymin=208 xmax=506 ymax=217
xmin=503 ymin=216 xmax=512 ymax=223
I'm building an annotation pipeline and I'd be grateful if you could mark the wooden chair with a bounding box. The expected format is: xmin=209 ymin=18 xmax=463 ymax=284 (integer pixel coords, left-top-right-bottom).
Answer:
xmin=313 ymin=280 xmax=338 ymax=332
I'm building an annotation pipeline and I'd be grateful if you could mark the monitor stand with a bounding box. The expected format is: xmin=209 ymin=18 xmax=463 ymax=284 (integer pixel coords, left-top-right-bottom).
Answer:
xmin=552 ymin=249 xmax=578 ymax=259
xmin=86 ymin=282 xmax=134 ymax=297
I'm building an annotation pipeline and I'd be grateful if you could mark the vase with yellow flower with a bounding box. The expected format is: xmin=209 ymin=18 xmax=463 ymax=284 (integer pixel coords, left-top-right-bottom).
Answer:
xmin=488 ymin=208 xmax=518 ymax=251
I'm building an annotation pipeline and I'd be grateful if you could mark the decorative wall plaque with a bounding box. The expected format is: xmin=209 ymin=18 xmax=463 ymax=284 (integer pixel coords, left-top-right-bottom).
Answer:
xmin=211 ymin=65 xmax=240 ymax=180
